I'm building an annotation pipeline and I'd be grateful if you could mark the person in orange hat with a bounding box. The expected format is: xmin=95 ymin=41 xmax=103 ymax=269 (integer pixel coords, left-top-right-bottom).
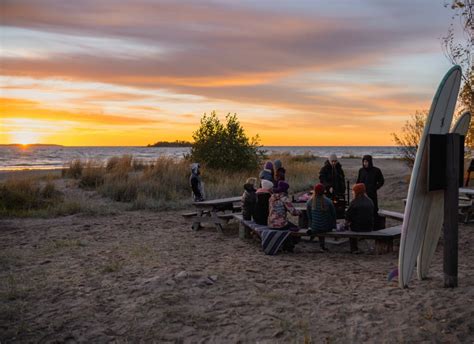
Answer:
xmin=345 ymin=183 xmax=374 ymax=253
xmin=306 ymin=183 xmax=337 ymax=251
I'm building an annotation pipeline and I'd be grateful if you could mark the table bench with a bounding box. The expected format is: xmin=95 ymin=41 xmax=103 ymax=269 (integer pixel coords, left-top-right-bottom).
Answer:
xmin=182 ymin=197 xmax=242 ymax=232
xmin=234 ymin=214 xmax=401 ymax=254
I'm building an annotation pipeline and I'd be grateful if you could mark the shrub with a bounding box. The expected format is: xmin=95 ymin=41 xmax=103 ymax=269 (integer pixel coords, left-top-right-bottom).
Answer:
xmin=392 ymin=110 xmax=427 ymax=168
xmin=79 ymin=161 xmax=105 ymax=188
xmin=0 ymin=178 xmax=62 ymax=215
xmin=62 ymin=159 xmax=83 ymax=178
xmin=190 ymin=112 xmax=264 ymax=171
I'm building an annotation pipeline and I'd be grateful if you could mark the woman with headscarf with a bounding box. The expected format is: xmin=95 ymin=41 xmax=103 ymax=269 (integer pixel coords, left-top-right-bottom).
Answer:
xmin=345 ymin=183 xmax=374 ymax=253
xmin=306 ymin=183 xmax=337 ymax=251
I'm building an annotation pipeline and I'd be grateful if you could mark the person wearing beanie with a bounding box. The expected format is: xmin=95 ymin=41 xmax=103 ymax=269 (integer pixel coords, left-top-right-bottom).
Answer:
xmin=306 ymin=183 xmax=336 ymax=251
xmin=268 ymin=180 xmax=301 ymax=252
xmin=319 ymin=153 xmax=346 ymax=203
xmin=254 ymin=179 xmax=273 ymax=225
xmin=190 ymin=163 xmax=204 ymax=202
xmin=356 ymin=155 xmax=384 ymax=225
xmin=259 ymin=161 xmax=275 ymax=185
xmin=241 ymin=177 xmax=257 ymax=221
xmin=345 ymin=183 xmax=374 ymax=253
xmin=273 ymin=159 xmax=286 ymax=184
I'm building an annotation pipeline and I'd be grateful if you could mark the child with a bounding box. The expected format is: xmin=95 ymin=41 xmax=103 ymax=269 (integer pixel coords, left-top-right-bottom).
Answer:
xmin=242 ymin=177 xmax=257 ymax=221
xmin=190 ymin=163 xmax=204 ymax=202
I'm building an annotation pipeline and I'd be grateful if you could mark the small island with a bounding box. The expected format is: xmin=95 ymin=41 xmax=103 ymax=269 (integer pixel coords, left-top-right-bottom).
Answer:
xmin=146 ymin=140 xmax=192 ymax=147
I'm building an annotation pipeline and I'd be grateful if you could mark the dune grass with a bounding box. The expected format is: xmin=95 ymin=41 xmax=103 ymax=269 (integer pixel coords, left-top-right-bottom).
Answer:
xmin=1 ymin=153 xmax=321 ymax=216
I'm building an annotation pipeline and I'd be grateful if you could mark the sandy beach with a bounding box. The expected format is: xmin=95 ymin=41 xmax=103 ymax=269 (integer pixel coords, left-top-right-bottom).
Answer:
xmin=1 ymin=158 xmax=473 ymax=343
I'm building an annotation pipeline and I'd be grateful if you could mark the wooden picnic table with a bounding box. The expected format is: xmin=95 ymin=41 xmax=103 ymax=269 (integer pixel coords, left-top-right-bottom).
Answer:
xmin=183 ymin=196 xmax=242 ymax=232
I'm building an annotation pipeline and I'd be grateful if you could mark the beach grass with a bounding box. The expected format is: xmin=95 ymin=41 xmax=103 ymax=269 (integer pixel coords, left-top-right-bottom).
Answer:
xmin=1 ymin=153 xmax=396 ymax=217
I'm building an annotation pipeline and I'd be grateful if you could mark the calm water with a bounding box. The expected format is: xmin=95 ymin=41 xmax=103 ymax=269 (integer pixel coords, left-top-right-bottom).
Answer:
xmin=0 ymin=145 xmax=401 ymax=171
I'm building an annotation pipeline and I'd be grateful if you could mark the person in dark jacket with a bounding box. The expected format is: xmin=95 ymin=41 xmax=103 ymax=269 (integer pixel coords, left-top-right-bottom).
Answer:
xmin=306 ymin=183 xmax=336 ymax=251
xmin=274 ymin=159 xmax=286 ymax=184
xmin=259 ymin=161 xmax=274 ymax=185
xmin=356 ymin=155 xmax=384 ymax=218
xmin=345 ymin=183 xmax=374 ymax=253
xmin=241 ymin=177 xmax=257 ymax=221
xmin=254 ymin=179 xmax=273 ymax=225
xmin=190 ymin=163 xmax=204 ymax=202
xmin=319 ymin=153 xmax=346 ymax=199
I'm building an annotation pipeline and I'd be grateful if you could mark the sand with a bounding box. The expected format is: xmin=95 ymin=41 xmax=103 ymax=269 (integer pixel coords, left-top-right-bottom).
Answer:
xmin=1 ymin=159 xmax=473 ymax=343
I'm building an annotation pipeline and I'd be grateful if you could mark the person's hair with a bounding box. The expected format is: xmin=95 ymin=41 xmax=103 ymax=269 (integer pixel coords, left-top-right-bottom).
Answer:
xmin=245 ymin=177 xmax=257 ymax=187
xmin=312 ymin=194 xmax=326 ymax=211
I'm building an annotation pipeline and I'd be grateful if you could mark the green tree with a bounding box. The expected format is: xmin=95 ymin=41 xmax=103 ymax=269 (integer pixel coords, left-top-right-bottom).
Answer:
xmin=190 ymin=111 xmax=264 ymax=171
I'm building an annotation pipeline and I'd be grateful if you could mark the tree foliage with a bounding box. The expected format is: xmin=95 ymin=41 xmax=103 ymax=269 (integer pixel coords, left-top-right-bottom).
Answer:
xmin=392 ymin=110 xmax=427 ymax=168
xmin=190 ymin=111 xmax=263 ymax=171
xmin=442 ymin=0 xmax=473 ymax=142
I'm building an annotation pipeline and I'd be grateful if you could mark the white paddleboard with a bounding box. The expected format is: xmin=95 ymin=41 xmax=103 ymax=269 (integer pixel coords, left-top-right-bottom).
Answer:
xmin=398 ymin=65 xmax=462 ymax=288
xmin=417 ymin=111 xmax=471 ymax=280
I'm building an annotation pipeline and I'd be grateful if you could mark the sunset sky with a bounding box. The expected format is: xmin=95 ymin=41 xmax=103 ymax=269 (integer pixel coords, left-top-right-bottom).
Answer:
xmin=0 ymin=0 xmax=462 ymax=146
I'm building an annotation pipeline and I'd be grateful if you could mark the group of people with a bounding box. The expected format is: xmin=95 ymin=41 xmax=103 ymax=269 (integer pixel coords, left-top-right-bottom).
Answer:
xmin=190 ymin=154 xmax=385 ymax=253
xmin=240 ymin=154 xmax=385 ymax=253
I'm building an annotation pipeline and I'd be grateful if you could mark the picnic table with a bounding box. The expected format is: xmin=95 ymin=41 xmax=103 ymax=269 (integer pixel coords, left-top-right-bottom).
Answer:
xmin=182 ymin=196 xmax=242 ymax=232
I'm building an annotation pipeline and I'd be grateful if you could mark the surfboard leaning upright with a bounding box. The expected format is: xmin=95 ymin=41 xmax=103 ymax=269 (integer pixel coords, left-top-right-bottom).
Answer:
xmin=398 ymin=65 xmax=462 ymax=288
xmin=417 ymin=111 xmax=471 ymax=280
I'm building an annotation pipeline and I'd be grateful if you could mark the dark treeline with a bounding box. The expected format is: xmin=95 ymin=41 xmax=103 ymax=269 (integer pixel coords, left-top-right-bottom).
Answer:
xmin=146 ymin=140 xmax=192 ymax=147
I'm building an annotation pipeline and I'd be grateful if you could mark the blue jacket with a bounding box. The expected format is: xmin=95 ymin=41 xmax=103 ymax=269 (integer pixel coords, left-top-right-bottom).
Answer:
xmin=306 ymin=195 xmax=336 ymax=233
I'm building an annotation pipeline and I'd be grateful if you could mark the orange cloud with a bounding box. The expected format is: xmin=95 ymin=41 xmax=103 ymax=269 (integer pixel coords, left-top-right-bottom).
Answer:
xmin=1 ymin=97 xmax=159 ymax=125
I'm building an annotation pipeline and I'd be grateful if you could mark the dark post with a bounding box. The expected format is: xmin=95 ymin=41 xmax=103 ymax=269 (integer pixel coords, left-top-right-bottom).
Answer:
xmin=444 ymin=133 xmax=459 ymax=288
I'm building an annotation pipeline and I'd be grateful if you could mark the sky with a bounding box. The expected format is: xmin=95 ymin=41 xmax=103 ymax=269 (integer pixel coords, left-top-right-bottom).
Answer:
xmin=0 ymin=0 xmax=461 ymax=146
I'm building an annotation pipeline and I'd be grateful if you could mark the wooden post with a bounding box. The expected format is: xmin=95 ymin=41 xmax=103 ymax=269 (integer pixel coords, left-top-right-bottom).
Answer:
xmin=444 ymin=133 xmax=459 ymax=288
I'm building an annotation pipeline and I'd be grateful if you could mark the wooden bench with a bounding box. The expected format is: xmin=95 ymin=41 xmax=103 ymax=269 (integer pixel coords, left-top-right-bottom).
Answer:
xmin=378 ymin=209 xmax=404 ymax=221
xmin=234 ymin=214 xmax=401 ymax=254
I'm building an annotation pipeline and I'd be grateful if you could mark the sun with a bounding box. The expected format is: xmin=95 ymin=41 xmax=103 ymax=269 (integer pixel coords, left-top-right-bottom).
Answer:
xmin=11 ymin=131 xmax=40 ymax=145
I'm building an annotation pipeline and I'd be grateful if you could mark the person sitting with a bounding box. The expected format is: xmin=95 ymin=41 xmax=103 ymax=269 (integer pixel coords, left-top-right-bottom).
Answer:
xmin=319 ymin=153 xmax=346 ymax=199
xmin=254 ymin=179 xmax=273 ymax=225
xmin=306 ymin=183 xmax=336 ymax=251
xmin=345 ymin=183 xmax=374 ymax=253
xmin=268 ymin=181 xmax=301 ymax=252
xmin=241 ymin=177 xmax=257 ymax=221
xmin=190 ymin=163 xmax=204 ymax=202
xmin=259 ymin=161 xmax=275 ymax=184
xmin=274 ymin=159 xmax=286 ymax=184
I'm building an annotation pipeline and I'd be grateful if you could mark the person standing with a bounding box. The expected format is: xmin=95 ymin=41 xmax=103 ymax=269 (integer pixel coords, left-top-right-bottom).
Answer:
xmin=345 ymin=183 xmax=374 ymax=253
xmin=190 ymin=163 xmax=204 ymax=202
xmin=319 ymin=153 xmax=346 ymax=199
xmin=274 ymin=159 xmax=286 ymax=184
xmin=241 ymin=177 xmax=257 ymax=221
xmin=306 ymin=183 xmax=336 ymax=251
xmin=356 ymin=155 xmax=384 ymax=219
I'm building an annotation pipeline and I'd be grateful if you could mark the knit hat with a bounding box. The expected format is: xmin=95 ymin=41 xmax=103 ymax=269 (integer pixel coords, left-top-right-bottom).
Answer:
xmin=274 ymin=180 xmax=289 ymax=193
xmin=261 ymin=179 xmax=273 ymax=190
xmin=314 ymin=183 xmax=325 ymax=195
xmin=352 ymin=183 xmax=366 ymax=197
xmin=329 ymin=153 xmax=337 ymax=162
xmin=264 ymin=161 xmax=274 ymax=170
xmin=274 ymin=159 xmax=282 ymax=170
